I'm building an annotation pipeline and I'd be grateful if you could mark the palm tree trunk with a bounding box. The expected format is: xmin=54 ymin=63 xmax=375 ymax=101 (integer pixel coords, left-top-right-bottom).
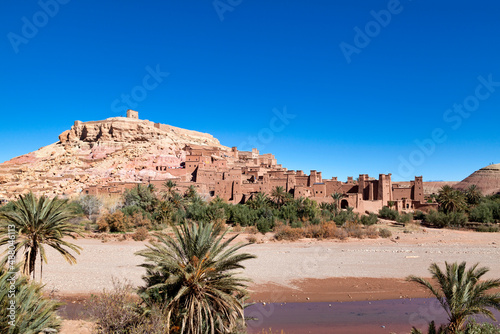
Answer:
xmin=29 ymin=240 xmax=38 ymax=280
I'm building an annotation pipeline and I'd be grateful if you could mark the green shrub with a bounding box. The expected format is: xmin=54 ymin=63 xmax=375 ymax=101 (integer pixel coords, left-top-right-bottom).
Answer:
xmin=469 ymin=203 xmax=494 ymax=223
xmin=463 ymin=320 xmax=500 ymax=334
xmin=379 ymin=206 xmax=399 ymax=221
xmin=334 ymin=207 xmax=357 ymax=226
xmin=414 ymin=210 xmax=426 ymax=221
xmin=361 ymin=213 xmax=378 ymax=226
xmin=475 ymin=224 xmax=500 ymax=233
xmin=398 ymin=213 xmax=413 ymax=224
xmin=425 ymin=210 xmax=468 ymax=228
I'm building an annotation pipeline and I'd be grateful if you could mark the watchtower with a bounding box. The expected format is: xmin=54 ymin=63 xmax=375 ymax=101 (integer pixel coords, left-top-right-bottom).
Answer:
xmin=126 ymin=109 xmax=139 ymax=119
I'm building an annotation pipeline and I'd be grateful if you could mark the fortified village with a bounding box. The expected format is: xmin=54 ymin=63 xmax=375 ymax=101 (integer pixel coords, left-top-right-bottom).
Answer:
xmin=81 ymin=111 xmax=432 ymax=213
xmin=0 ymin=110 xmax=436 ymax=213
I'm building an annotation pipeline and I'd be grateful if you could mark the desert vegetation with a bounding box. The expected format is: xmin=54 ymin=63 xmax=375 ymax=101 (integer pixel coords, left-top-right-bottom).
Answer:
xmin=87 ymin=220 xmax=255 ymax=333
xmin=408 ymin=261 xmax=500 ymax=334
xmin=377 ymin=185 xmax=500 ymax=232
xmin=1 ymin=193 xmax=499 ymax=333
xmin=60 ymin=183 xmax=398 ymax=241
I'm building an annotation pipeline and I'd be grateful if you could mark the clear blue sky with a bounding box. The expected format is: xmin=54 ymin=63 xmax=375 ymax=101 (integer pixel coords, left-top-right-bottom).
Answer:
xmin=2 ymin=0 xmax=500 ymax=181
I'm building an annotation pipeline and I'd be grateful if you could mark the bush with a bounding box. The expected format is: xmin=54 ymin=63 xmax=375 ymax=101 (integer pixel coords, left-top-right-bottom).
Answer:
xmin=256 ymin=216 xmax=274 ymax=234
xmin=97 ymin=211 xmax=129 ymax=232
xmin=425 ymin=210 xmax=468 ymax=228
xmin=129 ymin=212 xmax=152 ymax=229
xmin=365 ymin=225 xmax=379 ymax=238
xmin=463 ymin=320 xmax=500 ymax=334
xmin=247 ymin=235 xmax=257 ymax=244
xmin=469 ymin=203 xmax=494 ymax=223
xmin=86 ymin=280 xmax=141 ymax=333
xmin=344 ymin=221 xmax=364 ymax=238
xmin=398 ymin=213 xmax=413 ymax=225
xmin=379 ymin=228 xmax=392 ymax=238
xmin=334 ymin=208 xmax=357 ymax=226
xmin=379 ymin=206 xmax=400 ymax=221
xmin=360 ymin=213 xmax=378 ymax=226
xmin=132 ymin=227 xmax=149 ymax=241
xmin=274 ymin=225 xmax=303 ymax=241
xmin=475 ymin=224 xmax=500 ymax=233
xmin=413 ymin=210 xmax=426 ymax=221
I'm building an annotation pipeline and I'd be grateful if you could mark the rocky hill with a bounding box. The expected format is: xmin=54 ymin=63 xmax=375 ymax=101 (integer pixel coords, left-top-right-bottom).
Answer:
xmin=454 ymin=163 xmax=500 ymax=195
xmin=0 ymin=113 xmax=229 ymax=200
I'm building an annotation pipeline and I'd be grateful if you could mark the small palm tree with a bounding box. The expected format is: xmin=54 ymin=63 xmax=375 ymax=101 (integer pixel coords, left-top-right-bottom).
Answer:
xmin=407 ymin=261 xmax=500 ymax=333
xmin=136 ymin=222 xmax=256 ymax=333
xmin=0 ymin=263 xmax=61 ymax=333
xmin=184 ymin=185 xmax=197 ymax=200
xmin=331 ymin=192 xmax=344 ymax=214
xmin=247 ymin=192 xmax=270 ymax=210
xmin=162 ymin=180 xmax=177 ymax=199
xmin=465 ymin=185 xmax=482 ymax=206
xmin=271 ymin=186 xmax=286 ymax=208
xmin=437 ymin=186 xmax=466 ymax=214
xmin=0 ymin=193 xmax=82 ymax=280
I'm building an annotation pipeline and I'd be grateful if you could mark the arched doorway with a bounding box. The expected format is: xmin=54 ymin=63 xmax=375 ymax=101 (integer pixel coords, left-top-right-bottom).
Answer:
xmin=341 ymin=199 xmax=349 ymax=209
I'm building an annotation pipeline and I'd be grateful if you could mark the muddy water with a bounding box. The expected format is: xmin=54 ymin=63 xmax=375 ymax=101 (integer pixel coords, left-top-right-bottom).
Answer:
xmin=57 ymin=297 xmax=499 ymax=334
xmin=245 ymin=298 xmax=500 ymax=334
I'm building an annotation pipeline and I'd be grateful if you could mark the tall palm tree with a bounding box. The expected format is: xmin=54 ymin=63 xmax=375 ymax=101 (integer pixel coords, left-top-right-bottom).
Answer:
xmin=271 ymin=186 xmax=286 ymax=208
xmin=0 ymin=193 xmax=82 ymax=280
xmin=136 ymin=222 xmax=256 ymax=333
xmin=437 ymin=186 xmax=466 ymax=214
xmin=407 ymin=261 xmax=500 ymax=333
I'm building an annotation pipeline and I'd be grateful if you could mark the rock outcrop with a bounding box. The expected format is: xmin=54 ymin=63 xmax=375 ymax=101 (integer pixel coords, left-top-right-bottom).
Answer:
xmin=0 ymin=115 xmax=229 ymax=200
xmin=454 ymin=164 xmax=500 ymax=195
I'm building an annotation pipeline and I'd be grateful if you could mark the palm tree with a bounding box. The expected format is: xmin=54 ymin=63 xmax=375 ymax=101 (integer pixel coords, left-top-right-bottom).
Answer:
xmin=407 ymin=261 xmax=500 ymax=333
xmin=437 ymin=186 xmax=466 ymax=214
xmin=0 ymin=263 xmax=62 ymax=333
xmin=0 ymin=193 xmax=82 ymax=280
xmin=465 ymin=185 xmax=482 ymax=206
xmin=184 ymin=185 xmax=197 ymax=200
xmin=331 ymin=192 xmax=344 ymax=214
xmin=162 ymin=180 xmax=177 ymax=199
xmin=247 ymin=192 xmax=269 ymax=210
xmin=271 ymin=186 xmax=286 ymax=208
xmin=136 ymin=222 xmax=256 ymax=333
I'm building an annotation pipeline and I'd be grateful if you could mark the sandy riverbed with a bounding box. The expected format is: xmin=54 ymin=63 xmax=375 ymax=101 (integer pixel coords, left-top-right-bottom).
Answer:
xmin=32 ymin=223 xmax=499 ymax=333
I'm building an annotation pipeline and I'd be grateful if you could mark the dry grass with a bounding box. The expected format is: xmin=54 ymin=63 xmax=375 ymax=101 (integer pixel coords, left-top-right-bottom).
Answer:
xmin=246 ymin=235 xmax=258 ymax=244
xmin=245 ymin=226 xmax=259 ymax=234
xmin=131 ymin=227 xmax=149 ymax=241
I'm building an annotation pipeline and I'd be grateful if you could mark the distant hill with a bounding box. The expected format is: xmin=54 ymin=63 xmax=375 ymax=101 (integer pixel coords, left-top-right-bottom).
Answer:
xmin=454 ymin=164 xmax=500 ymax=195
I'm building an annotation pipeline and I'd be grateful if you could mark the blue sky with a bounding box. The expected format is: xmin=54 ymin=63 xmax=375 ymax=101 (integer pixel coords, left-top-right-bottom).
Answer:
xmin=1 ymin=0 xmax=500 ymax=181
